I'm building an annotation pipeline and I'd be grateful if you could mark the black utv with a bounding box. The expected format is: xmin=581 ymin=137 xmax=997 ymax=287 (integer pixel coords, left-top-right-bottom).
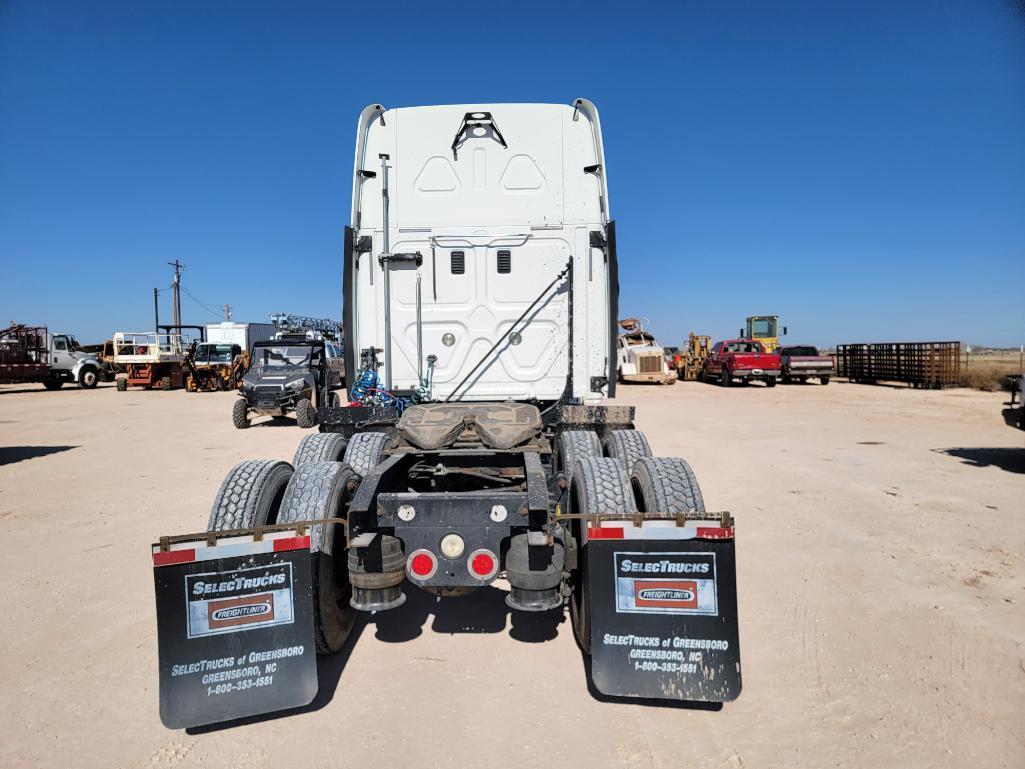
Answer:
xmin=233 ymin=336 xmax=344 ymax=429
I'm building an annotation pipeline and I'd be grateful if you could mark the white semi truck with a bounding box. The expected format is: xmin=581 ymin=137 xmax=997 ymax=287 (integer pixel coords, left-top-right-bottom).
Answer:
xmin=151 ymin=101 xmax=741 ymax=729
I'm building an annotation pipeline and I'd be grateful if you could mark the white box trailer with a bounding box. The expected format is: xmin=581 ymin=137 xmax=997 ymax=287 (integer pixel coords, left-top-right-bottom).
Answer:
xmin=151 ymin=100 xmax=740 ymax=729
xmin=204 ymin=321 xmax=275 ymax=353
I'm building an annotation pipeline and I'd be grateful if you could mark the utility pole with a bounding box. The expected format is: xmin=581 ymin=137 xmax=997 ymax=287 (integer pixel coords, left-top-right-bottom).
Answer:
xmin=224 ymin=304 xmax=231 ymax=321
xmin=167 ymin=259 xmax=184 ymax=329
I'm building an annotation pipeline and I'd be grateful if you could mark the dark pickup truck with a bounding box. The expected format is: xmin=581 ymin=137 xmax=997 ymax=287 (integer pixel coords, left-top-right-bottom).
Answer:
xmin=779 ymin=345 xmax=834 ymax=385
xmin=702 ymin=339 xmax=781 ymax=387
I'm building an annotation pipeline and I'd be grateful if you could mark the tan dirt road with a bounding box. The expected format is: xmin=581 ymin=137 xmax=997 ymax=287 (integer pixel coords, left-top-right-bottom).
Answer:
xmin=1 ymin=381 xmax=1022 ymax=769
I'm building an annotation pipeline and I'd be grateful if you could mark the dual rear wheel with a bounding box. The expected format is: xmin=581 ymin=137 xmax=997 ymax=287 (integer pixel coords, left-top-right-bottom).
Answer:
xmin=557 ymin=429 xmax=705 ymax=653
xmin=206 ymin=432 xmax=391 ymax=653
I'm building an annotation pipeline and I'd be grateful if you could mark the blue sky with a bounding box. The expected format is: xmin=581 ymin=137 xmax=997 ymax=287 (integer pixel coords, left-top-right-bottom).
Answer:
xmin=1 ymin=0 xmax=1023 ymax=347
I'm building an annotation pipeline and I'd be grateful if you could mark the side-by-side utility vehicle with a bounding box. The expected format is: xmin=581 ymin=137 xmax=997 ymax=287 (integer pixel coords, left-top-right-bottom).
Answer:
xmin=233 ymin=336 xmax=344 ymax=428
xmin=151 ymin=100 xmax=741 ymax=729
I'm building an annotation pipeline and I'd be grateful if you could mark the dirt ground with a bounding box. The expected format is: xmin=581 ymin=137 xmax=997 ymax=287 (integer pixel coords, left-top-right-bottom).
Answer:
xmin=1 ymin=380 xmax=1022 ymax=769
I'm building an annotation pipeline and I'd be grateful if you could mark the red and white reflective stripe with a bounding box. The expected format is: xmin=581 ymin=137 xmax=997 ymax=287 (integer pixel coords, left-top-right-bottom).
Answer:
xmin=586 ymin=522 xmax=734 ymax=541
xmin=151 ymin=532 xmax=311 ymax=567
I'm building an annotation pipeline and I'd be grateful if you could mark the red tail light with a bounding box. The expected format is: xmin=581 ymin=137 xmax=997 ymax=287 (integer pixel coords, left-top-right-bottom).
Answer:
xmin=407 ymin=549 xmax=437 ymax=580
xmin=467 ymin=549 xmax=499 ymax=581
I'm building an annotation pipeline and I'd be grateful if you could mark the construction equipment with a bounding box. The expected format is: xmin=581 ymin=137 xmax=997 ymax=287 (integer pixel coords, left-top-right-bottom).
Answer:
xmin=616 ymin=317 xmax=676 ymax=384
xmin=182 ymin=321 xmax=275 ymax=392
xmin=836 ymin=341 xmax=961 ymax=388
xmin=269 ymin=313 xmax=342 ymax=342
xmin=151 ymin=100 xmax=741 ymax=729
xmin=0 ymin=323 xmax=103 ymax=390
xmin=741 ymin=315 xmax=786 ymax=353
xmin=674 ymin=332 xmax=711 ymax=381
xmin=184 ymin=341 xmax=250 ymax=392
xmin=112 ymin=325 xmax=203 ymax=391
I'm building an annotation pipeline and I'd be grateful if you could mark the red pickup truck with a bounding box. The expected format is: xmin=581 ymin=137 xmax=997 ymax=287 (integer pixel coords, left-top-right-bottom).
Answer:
xmin=702 ymin=339 xmax=781 ymax=387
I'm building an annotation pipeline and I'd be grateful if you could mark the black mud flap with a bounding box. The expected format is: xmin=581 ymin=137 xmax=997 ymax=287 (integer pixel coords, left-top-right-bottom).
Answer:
xmin=586 ymin=523 xmax=741 ymax=702
xmin=152 ymin=530 xmax=318 ymax=729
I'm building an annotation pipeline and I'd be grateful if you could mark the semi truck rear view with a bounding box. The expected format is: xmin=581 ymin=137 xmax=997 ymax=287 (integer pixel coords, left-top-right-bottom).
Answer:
xmin=151 ymin=100 xmax=742 ymax=728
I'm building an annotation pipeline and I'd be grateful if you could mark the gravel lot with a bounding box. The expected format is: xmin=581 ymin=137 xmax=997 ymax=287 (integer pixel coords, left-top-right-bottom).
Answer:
xmin=1 ymin=380 xmax=1022 ymax=769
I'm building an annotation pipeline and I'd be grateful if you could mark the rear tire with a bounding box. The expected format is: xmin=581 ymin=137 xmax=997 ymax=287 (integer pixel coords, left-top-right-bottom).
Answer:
xmin=43 ymin=379 xmax=63 ymax=391
xmin=293 ymin=433 xmax=348 ymax=467
xmin=820 ymin=376 xmax=830 ymax=385
xmin=295 ymin=397 xmax=316 ymax=428
xmin=568 ymin=456 xmax=636 ymax=654
xmin=116 ymin=377 xmax=127 ymax=392
xmin=557 ymin=431 xmax=601 ymax=486
xmin=342 ymin=431 xmax=389 ymax=476
xmin=766 ymin=376 xmax=777 ymax=388
xmin=232 ymin=398 xmax=250 ymax=429
xmin=630 ymin=456 xmax=705 ymax=514
xmin=602 ymin=429 xmax=652 ymax=473
xmin=160 ymin=375 xmax=172 ymax=391
xmin=276 ymin=461 xmax=359 ymax=653
xmin=720 ymin=367 xmax=730 ymax=387
xmin=207 ymin=459 xmax=294 ymax=531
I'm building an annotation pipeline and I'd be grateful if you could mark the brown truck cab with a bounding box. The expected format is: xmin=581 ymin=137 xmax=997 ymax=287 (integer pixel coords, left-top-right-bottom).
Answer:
xmin=778 ymin=345 xmax=834 ymax=385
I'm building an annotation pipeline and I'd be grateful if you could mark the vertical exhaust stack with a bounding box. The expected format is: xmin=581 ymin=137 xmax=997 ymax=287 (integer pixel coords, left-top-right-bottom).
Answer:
xmin=379 ymin=153 xmax=393 ymax=391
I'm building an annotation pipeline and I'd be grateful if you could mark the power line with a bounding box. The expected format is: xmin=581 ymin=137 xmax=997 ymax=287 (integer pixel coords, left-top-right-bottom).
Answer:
xmin=181 ymin=286 xmax=224 ymax=319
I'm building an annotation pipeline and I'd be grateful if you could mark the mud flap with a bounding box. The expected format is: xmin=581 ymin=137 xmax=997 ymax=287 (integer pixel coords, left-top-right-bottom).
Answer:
xmin=152 ymin=530 xmax=318 ymax=729
xmin=586 ymin=521 xmax=741 ymax=702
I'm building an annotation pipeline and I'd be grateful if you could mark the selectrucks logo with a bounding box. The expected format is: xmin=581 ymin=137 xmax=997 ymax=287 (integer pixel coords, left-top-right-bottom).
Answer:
xmin=614 ymin=552 xmax=718 ymax=616
xmin=185 ymin=564 xmax=295 ymax=639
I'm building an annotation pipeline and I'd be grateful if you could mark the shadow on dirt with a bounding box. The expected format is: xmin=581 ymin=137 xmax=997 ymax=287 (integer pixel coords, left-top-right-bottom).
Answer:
xmin=186 ymin=586 xmax=562 ymax=733
xmin=0 ymin=445 xmax=78 ymax=465
xmin=936 ymin=447 xmax=1025 ymax=474
xmin=186 ymin=618 xmax=368 ymax=734
xmin=251 ymin=418 xmax=300 ymax=428
xmin=1001 ymin=407 xmax=1023 ymax=430
xmin=0 ymin=383 xmax=116 ymax=395
xmin=370 ymin=583 xmax=563 ymax=643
